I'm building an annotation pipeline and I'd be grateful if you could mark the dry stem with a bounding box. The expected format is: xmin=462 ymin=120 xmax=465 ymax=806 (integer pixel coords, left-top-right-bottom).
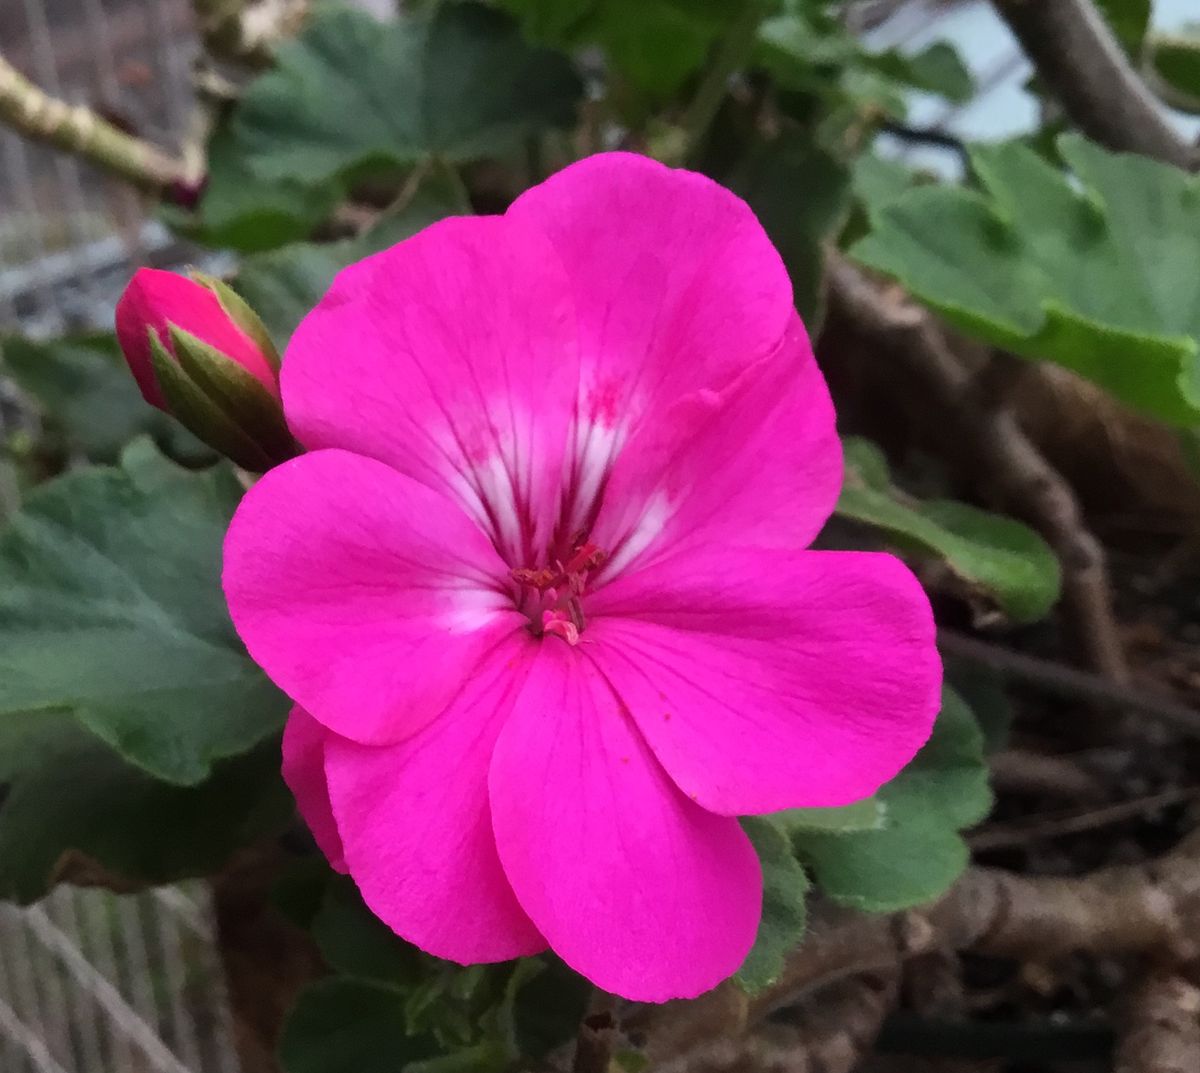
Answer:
xmin=0 ymin=53 xmax=194 ymax=195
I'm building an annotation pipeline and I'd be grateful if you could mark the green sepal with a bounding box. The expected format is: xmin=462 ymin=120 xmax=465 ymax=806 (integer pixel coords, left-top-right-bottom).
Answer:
xmin=168 ymin=325 xmax=294 ymax=462
xmin=147 ymin=330 xmax=277 ymax=471
xmin=189 ymin=271 xmax=282 ymax=372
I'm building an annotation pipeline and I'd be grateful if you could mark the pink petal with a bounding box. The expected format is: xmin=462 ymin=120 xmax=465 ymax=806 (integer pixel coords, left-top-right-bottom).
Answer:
xmin=280 ymin=215 xmax=580 ymax=567
xmin=281 ymin=707 xmax=347 ymax=873
xmin=586 ymin=550 xmax=942 ymax=814
xmin=590 ymin=315 xmax=841 ymax=581
xmin=489 ymin=642 xmax=761 ymax=1001
xmin=223 ymin=448 xmax=522 ymax=745
xmin=325 ymin=633 xmax=545 ymax=964
xmin=507 ymin=153 xmax=795 ymax=541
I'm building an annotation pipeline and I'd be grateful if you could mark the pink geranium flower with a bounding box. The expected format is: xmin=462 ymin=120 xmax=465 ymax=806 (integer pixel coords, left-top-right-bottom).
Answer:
xmin=222 ymin=153 xmax=941 ymax=1001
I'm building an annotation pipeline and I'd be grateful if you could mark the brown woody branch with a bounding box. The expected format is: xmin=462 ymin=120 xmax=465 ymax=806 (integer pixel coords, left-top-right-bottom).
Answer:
xmin=992 ymin=0 xmax=1198 ymax=171
xmin=824 ymin=254 xmax=1129 ymax=684
xmin=0 ymin=54 xmax=195 ymax=195
xmin=1115 ymin=970 xmax=1200 ymax=1073
xmin=630 ymin=832 xmax=1200 ymax=1064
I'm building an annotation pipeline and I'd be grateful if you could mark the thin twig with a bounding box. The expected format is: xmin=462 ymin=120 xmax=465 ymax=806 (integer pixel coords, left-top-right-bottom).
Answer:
xmin=970 ymin=787 xmax=1199 ymax=852
xmin=939 ymin=629 xmax=1200 ymax=739
xmin=992 ymin=0 xmax=1198 ymax=171
xmin=825 ymin=254 xmax=1129 ymax=685
xmin=0 ymin=53 xmax=194 ymax=196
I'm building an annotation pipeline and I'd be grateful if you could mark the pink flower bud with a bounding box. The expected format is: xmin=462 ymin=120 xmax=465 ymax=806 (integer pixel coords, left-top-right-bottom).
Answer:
xmin=115 ymin=268 xmax=278 ymax=410
xmin=115 ymin=268 xmax=293 ymax=471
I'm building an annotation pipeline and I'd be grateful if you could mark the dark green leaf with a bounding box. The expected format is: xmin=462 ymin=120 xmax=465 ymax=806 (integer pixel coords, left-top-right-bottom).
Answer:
xmin=795 ymin=687 xmax=991 ymax=912
xmin=235 ymin=165 xmax=469 ymax=348
xmin=836 ymin=437 xmax=1062 ymax=623
xmin=501 ymin=0 xmax=737 ymax=101
xmin=852 ymin=134 xmax=1200 ymax=425
xmin=230 ymin=3 xmax=581 ymax=191
xmin=280 ymin=978 xmax=439 ymax=1073
xmin=0 ymin=445 xmax=289 ymax=785
xmin=1 ymin=333 xmax=206 ymax=463
xmin=731 ymin=133 xmax=852 ymax=323
xmin=312 ymin=877 xmax=425 ymax=986
xmin=0 ymin=711 xmax=290 ymax=902
xmin=1095 ymin=0 xmax=1152 ymax=56
xmin=1148 ymin=30 xmax=1200 ymax=114
xmin=175 ymin=122 xmax=340 ymax=254
xmin=736 ymin=816 xmax=809 ymax=993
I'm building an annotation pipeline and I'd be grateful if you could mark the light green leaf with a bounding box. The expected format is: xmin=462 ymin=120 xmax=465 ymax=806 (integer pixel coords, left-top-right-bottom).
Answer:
xmin=794 ymin=687 xmax=991 ymax=912
xmin=852 ymin=154 xmax=921 ymax=222
xmin=235 ymin=164 xmax=469 ymax=348
xmin=230 ymin=3 xmax=581 ymax=191
xmin=0 ymin=710 xmax=290 ymax=902
xmin=0 ymin=446 xmax=289 ymax=785
xmin=852 ymin=134 xmax=1200 ymax=425
xmin=1147 ymin=30 xmax=1200 ymax=113
xmin=736 ymin=816 xmax=809 ymax=993
xmin=836 ymin=437 xmax=1062 ymax=623
xmin=730 ymin=133 xmax=852 ymax=324
xmin=1 ymin=333 xmax=206 ymax=463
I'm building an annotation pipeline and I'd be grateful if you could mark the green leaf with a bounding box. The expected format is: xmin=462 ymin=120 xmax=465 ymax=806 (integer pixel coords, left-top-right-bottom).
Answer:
xmin=1148 ymin=30 xmax=1200 ymax=114
xmin=230 ymin=3 xmax=581 ymax=192
xmin=280 ymin=978 xmax=440 ymax=1073
xmin=174 ymin=121 xmax=340 ymax=254
xmin=772 ymin=797 xmax=884 ymax=835
xmin=312 ymin=877 xmax=425 ymax=986
xmin=794 ymin=687 xmax=991 ymax=912
xmin=1 ymin=333 xmax=206 ymax=463
xmin=852 ymin=134 xmax=1200 ymax=425
xmin=0 ymin=446 xmax=289 ymax=785
xmin=730 ymin=133 xmax=852 ymax=324
xmin=0 ymin=711 xmax=290 ymax=902
xmin=868 ymin=42 xmax=974 ymax=103
xmin=836 ymin=437 xmax=1062 ymax=623
xmin=852 ymin=154 xmax=921 ymax=222
xmin=736 ymin=816 xmax=809 ymax=993
xmin=1095 ymin=0 xmax=1152 ymax=56
xmin=500 ymin=0 xmax=737 ymax=102
xmin=235 ymin=164 xmax=469 ymax=349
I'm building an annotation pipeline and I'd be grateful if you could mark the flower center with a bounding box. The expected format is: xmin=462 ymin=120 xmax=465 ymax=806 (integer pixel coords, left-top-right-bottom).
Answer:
xmin=511 ymin=538 xmax=606 ymax=645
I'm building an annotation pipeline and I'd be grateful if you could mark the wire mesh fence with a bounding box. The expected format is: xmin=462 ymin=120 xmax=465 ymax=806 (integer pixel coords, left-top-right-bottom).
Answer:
xmin=0 ymin=884 xmax=242 ymax=1073
xmin=0 ymin=0 xmax=197 ymax=336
